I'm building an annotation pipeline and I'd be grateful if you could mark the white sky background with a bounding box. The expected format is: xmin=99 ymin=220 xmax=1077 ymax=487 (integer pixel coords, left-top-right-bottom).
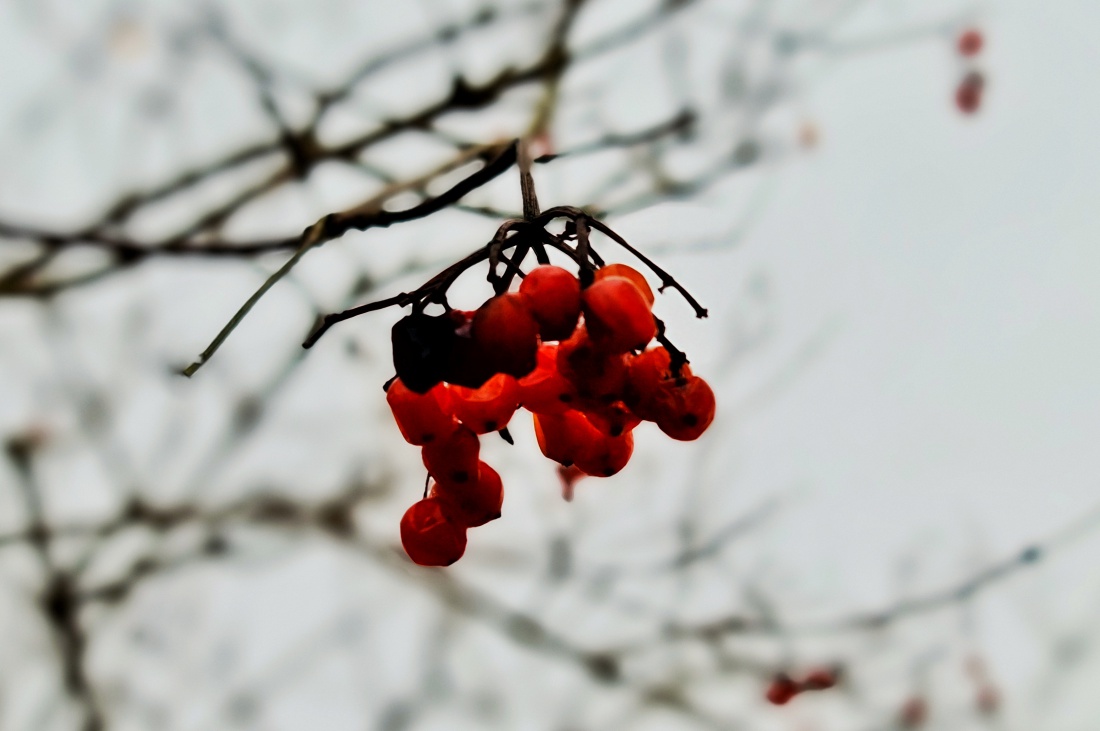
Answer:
xmin=0 ymin=0 xmax=1098 ymax=729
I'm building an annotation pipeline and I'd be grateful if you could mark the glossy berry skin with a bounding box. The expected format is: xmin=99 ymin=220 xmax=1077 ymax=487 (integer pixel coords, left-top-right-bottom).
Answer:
xmin=448 ymin=373 xmax=521 ymax=434
xmin=386 ymin=379 xmax=458 ymax=446
xmin=430 ymin=460 xmax=503 ymax=527
xmin=557 ymin=327 xmax=629 ymax=403
xmin=518 ymin=344 xmax=577 ymax=415
xmin=957 ymin=29 xmax=983 ymax=56
xmin=400 ymin=497 xmax=467 ymax=566
xmin=519 ymin=265 xmax=582 ymax=341
xmin=654 ymin=375 xmax=716 ymax=442
xmin=595 ymin=263 xmax=654 ymax=306
xmin=421 ymin=425 xmax=480 ymax=486
xmin=582 ymin=276 xmax=657 ymax=354
xmin=765 ymin=674 xmax=799 ymax=706
xmin=472 ymin=293 xmax=540 ymax=379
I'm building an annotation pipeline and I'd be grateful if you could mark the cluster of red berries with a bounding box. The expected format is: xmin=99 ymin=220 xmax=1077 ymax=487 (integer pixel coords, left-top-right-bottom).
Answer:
xmin=954 ymin=29 xmax=986 ymax=115
xmin=387 ymin=262 xmax=715 ymax=566
xmin=765 ymin=668 xmax=839 ymax=706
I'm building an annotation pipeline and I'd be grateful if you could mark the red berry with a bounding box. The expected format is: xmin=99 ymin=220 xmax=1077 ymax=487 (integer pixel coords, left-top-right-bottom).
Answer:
xmin=581 ymin=400 xmax=640 ymax=437
xmin=421 ymin=425 xmax=480 ymax=486
xmin=518 ymin=344 xmax=577 ymax=414
xmin=448 ymin=373 xmax=521 ymax=434
xmin=955 ymin=72 xmax=984 ymax=115
xmin=582 ymin=276 xmax=657 ymax=354
xmin=899 ymin=696 xmax=928 ymax=728
xmin=799 ymin=668 xmax=838 ymax=691
xmin=765 ymin=674 xmax=799 ymax=706
xmin=595 ymin=263 xmax=654 ymax=306
xmin=653 ymin=375 xmax=716 ymax=442
xmin=400 ymin=498 xmax=467 ymax=566
xmin=430 ymin=461 xmax=503 ymax=528
xmin=573 ymin=428 xmax=633 ymax=477
xmin=386 ymin=379 xmax=458 ymax=446
xmin=624 ymin=346 xmax=690 ymax=421
xmin=557 ymin=327 xmax=629 ymax=403
xmin=533 ymin=411 xmax=633 ymax=477
xmin=472 ymin=293 xmax=540 ymax=378
xmin=957 ymin=29 xmax=983 ymax=57
xmin=519 ymin=265 xmax=582 ymax=341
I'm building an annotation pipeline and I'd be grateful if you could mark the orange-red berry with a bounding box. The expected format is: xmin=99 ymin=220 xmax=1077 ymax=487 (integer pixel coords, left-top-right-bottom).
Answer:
xmin=595 ymin=263 xmax=654 ymax=306
xmin=581 ymin=400 xmax=640 ymax=438
xmin=400 ymin=497 xmax=467 ymax=566
xmin=386 ymin=379 xmax=458 ymax=446
xmin=518 ymin=344 xmax=577 ymax=414
xmin=421 ymin=425 xmax=480 ymax=486
xmin=519 ymin=265 xmax=582 ymax=341
xmin=582 ymin=275 xmax=657 ymax=354
xmin=431 ymin=460 xmax=504 ymax=528
xmin=448 ymin=373 xmax=521 ymax=434
xmin=472 ymin=293 xmax=540 ymax=379
xmin=557 ymin=327 xmax=629 ymax=403
xmin=654 ymin=375 xmax=716 ymax=442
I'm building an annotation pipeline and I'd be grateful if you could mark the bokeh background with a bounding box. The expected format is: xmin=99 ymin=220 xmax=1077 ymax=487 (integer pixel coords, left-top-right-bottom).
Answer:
xmin=1 ymin=1 xmax=1099 ymax=730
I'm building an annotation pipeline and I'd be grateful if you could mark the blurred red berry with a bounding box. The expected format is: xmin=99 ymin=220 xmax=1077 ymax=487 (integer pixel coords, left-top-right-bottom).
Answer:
xmin=400 ymin=498 xmax=467 ymax=566
xmin=899 ymin=696 xmax=928 ymax=728
xmin=957 ymin=29 xmax=983 ymax=57
xmin=519 ymin=264 xmax=582 ymax=341
xmin=800 ymin=668 xmax=838 ymax=691
xmin=955 ymin=72 xmax=984 ymax=115
xmin=765 ymin=674 xmax=799 ymax=706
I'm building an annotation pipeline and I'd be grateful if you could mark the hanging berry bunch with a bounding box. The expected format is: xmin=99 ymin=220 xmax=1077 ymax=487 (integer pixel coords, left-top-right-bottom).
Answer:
xmin=303 ymin=179 xmax=713 ymax=566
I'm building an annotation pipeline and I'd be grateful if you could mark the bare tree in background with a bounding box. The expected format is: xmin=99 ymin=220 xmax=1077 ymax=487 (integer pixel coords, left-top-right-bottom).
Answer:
xmin=1 ymin=1 xmax=1096 ymax=730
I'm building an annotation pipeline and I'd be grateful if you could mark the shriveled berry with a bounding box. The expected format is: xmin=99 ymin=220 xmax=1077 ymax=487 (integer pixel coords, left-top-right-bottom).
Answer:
xmin=431 ymin=461 xmax=503 ymax=527
xmin=391 ymin=313 xmax=457 ymax=393
xmin=422 ymin=425 xmax=480 ymax=486
xmin=595 ymin=263 xmax=654 ymax=306
xmin=472 ymin=293 xmax=540 ymax=378
xmin=518 ymin=344 xmax=577 ymax=415
xmin=386 ymin=379 xmax=458 ymax=446
xmin=400 ymin=498 xmax=467 ymax=566
xmin=582 ymin=276 xmax=657 ymax=354
xmin=519 ymin=265 xmax=582 ymax=341
xmin=557 ymin=327 xmax=628 ymax=403
xmin=448 ymin=373 xmax=521 ymax=434
xmin=654 ymin=375 xmax=716 ymax=442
